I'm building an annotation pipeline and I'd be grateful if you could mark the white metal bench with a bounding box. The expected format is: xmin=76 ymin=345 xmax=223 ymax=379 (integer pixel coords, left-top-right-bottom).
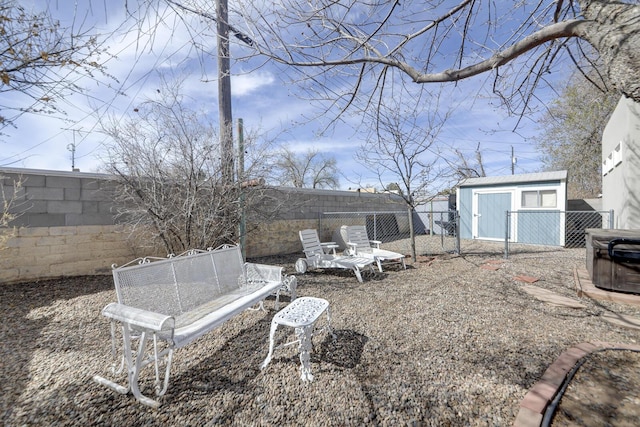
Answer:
xmin=93 ymin=245 xmax=297 ymax=407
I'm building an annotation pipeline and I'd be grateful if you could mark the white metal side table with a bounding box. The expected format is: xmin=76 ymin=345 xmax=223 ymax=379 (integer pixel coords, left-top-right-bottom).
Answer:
xmin=260 ymin=296 xmax=334 ymax=381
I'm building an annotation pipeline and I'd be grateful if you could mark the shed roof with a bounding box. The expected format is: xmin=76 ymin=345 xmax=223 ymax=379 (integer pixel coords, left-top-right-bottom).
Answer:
xmin=459 ymin=170 xmax=567 ymax=188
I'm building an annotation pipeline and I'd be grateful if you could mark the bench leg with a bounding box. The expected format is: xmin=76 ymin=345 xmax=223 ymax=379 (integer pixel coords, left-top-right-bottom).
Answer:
xmin=95 ymin=324 xmax=173 ymax=408
xmin=296 ymin=326 xmax=314 ymax=382
xmin=127 ymin=330 xmax=161 ymax=408
xmin=288 ymin=276 xmax=297 ymax=301
xmin=94 ymin=321 xmax=132 ymax=397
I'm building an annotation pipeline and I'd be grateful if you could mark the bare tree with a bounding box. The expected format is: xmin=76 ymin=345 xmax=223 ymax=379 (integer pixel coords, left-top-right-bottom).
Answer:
xmin=0 ymin=0 xmax=112 ymax=133
xmin=100 ymin=76 xmax=279 ymax=255
xmin=356 ymin=88 xmax=451 ymax=260
xmin=228 ymin=0 xmax=640 ymax=117
xmin=537 ymin=68 xmax=619 ymax=198
xmin=274 ymin=147 xmax=339 ymax=189
xmin=0 ymin=174 xmax=25 ymax=250
xmin=450 ymin=143 xmax=488 ymax=181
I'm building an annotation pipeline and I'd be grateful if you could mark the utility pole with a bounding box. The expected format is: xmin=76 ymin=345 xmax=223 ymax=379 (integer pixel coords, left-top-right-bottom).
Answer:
xmin=216 ymin=0 xmax=234 ymax=185
xmin=511 ymin=146 xmax=516 ymax=175
xmin=237 ymin=118 xmax=246 ymax=260
xmin=167 ymin=0 xmax=255 ymax=186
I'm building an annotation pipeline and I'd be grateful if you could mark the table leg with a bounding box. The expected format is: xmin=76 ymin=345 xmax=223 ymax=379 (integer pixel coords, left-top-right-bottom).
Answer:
xmin=296 ymin=326 xmax=314 ymax=382
xmin=260 ymin=320 xmax=279 ymax=370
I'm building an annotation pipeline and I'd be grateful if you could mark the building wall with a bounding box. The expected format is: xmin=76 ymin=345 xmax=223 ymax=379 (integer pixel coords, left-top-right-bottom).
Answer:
xmin=602 ymin=96 xmax=640 ymax=229
xmin=413 ymin=197 xmax=452 ymax=235
xmin=457 ymin=173 xmax=567 ymax=245
xmin=0 ymin=167 xmax=404 ymax=284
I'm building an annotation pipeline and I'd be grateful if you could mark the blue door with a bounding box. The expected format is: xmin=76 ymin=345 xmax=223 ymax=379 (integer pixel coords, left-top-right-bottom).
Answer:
xmin=475 ymin=192 xmax=512 ymax=240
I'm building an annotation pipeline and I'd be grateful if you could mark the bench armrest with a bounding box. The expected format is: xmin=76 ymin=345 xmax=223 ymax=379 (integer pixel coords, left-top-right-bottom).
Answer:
xmin=101 ymin=302 xmax=175 ymax=332
xmin=245 ymin=262 xmax=284 ymax=283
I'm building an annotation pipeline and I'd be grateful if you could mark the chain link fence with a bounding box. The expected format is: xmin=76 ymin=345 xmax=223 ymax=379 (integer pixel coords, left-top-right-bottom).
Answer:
xmin=318 ymin=208 xmax=612 ymax=260
xmin=319 ymin=210 xmax=459 ymax=259
xmin=505 ymin=210 xmax=613 ymax=257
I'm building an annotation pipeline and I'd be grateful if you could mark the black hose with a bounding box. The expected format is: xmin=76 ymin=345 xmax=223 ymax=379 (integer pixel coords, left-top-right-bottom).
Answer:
xmin=541 ymin=347 xmax=640 ymax=427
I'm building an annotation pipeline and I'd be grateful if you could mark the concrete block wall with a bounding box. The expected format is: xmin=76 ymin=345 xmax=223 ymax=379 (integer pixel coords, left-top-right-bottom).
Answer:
xmin=2 ymin=168 xmax=117 ymax=227
xmin=0 ymin=167 xmax=405 ymax=283
xmin=245 ymin=219 xmax=317 ymax=258
xmin=0 ymin=225 xmax=135 ymax=284
xmin=243 ymin=187 xmax=406 ymax=257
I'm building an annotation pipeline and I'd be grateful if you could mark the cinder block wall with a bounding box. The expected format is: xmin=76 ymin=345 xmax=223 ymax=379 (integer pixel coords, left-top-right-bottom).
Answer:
xmin=2 ymin=168 xmax=118 ymax=227
xmin=244 ymin=186 xmax=405 ymax=257
xmin=0 ymin=167 xmax=404 ymax=284
xmin=0 ymin=225 xmax=135 ymax=284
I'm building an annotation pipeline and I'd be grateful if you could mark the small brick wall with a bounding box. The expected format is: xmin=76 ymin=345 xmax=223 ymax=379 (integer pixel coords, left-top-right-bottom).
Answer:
xmin=0 ymin=167 xmax=404 ymax=284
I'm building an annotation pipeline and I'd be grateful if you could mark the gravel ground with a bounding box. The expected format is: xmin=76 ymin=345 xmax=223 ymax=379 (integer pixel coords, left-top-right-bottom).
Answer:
xmin=1 ymin=239 xmax=640 ymax=426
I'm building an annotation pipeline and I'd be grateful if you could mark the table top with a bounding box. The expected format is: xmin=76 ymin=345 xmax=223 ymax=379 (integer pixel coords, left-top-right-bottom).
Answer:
xmin=273 ymin=297 xmax=329 ymax=327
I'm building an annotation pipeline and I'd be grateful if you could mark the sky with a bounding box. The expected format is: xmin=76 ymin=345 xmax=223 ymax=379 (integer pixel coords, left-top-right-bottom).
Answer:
xmin=1 ymin=0 xmax=560 ymax=191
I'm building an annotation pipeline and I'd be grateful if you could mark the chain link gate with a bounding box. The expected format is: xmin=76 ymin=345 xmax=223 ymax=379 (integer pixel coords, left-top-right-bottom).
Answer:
xmin=319 ymin=210 xmax=459 ymax=260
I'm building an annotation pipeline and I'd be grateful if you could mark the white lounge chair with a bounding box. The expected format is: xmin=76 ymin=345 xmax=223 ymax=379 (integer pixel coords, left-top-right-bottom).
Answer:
xmin=345 ymin=225 xmax=406 ymax=272
xmin=295 ymin=229 xmax=375 ymax=282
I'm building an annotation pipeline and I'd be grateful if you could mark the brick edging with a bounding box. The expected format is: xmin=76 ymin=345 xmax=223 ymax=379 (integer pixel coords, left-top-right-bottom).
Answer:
xmin=513 ymin=341 xmax=640 ymax=427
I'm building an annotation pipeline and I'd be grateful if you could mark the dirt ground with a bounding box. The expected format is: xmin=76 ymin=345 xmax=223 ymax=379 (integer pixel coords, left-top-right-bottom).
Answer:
xmin=2 ymin=240 xmax=640 ymax=426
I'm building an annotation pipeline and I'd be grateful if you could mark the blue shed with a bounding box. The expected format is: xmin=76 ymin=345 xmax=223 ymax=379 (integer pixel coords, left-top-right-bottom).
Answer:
xmin=456 ymin=171 xmax=568 ymax=246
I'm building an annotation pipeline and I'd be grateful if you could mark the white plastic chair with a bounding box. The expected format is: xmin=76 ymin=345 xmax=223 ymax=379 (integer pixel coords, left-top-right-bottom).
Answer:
xmin=345 ymin=225 xmax=406 ymax=272
xmin=295 ymin=229 xmax=375 ymax=282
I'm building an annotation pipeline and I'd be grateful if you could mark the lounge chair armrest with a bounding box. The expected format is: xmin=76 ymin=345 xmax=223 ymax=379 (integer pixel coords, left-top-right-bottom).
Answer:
xmin=320 ymin=242 xmax=339 ymax=254
xmin=345 ymin=241 xmax=359 ymax=256
xmin=370 ymin=240 xmax=382 ymax=248
xmin=101 ymin=302 xmax=175 ymax=332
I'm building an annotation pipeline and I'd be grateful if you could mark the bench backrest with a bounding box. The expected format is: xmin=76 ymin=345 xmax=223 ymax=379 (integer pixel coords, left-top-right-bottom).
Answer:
xmin=112 ymin=245 xmax=245 ymax=317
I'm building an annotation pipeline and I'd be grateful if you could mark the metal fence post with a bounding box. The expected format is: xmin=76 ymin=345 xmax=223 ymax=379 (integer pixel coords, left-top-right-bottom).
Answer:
xmin=455 ymin=211 xmax=461 ymax=255
xmin=373 ymin=212 xmax=378 ymax=241
xmin=609 ymin=209 xmax=615 ymax=229
xmin=504 ymin=211 xmax=510 ymax=259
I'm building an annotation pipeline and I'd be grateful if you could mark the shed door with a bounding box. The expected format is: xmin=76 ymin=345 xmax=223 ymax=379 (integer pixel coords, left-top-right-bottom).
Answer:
xmin=474 ymin=192 xmax=512 ymax=240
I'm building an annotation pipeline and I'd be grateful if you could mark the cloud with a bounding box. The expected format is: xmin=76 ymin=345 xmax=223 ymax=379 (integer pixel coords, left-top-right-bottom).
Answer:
xmin=232 ymin=72 xmax=275 ymax=96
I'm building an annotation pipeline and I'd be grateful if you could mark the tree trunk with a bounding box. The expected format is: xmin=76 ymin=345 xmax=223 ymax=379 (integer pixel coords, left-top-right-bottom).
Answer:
xmin=579 ymin=1 xmax=640 ymax=101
